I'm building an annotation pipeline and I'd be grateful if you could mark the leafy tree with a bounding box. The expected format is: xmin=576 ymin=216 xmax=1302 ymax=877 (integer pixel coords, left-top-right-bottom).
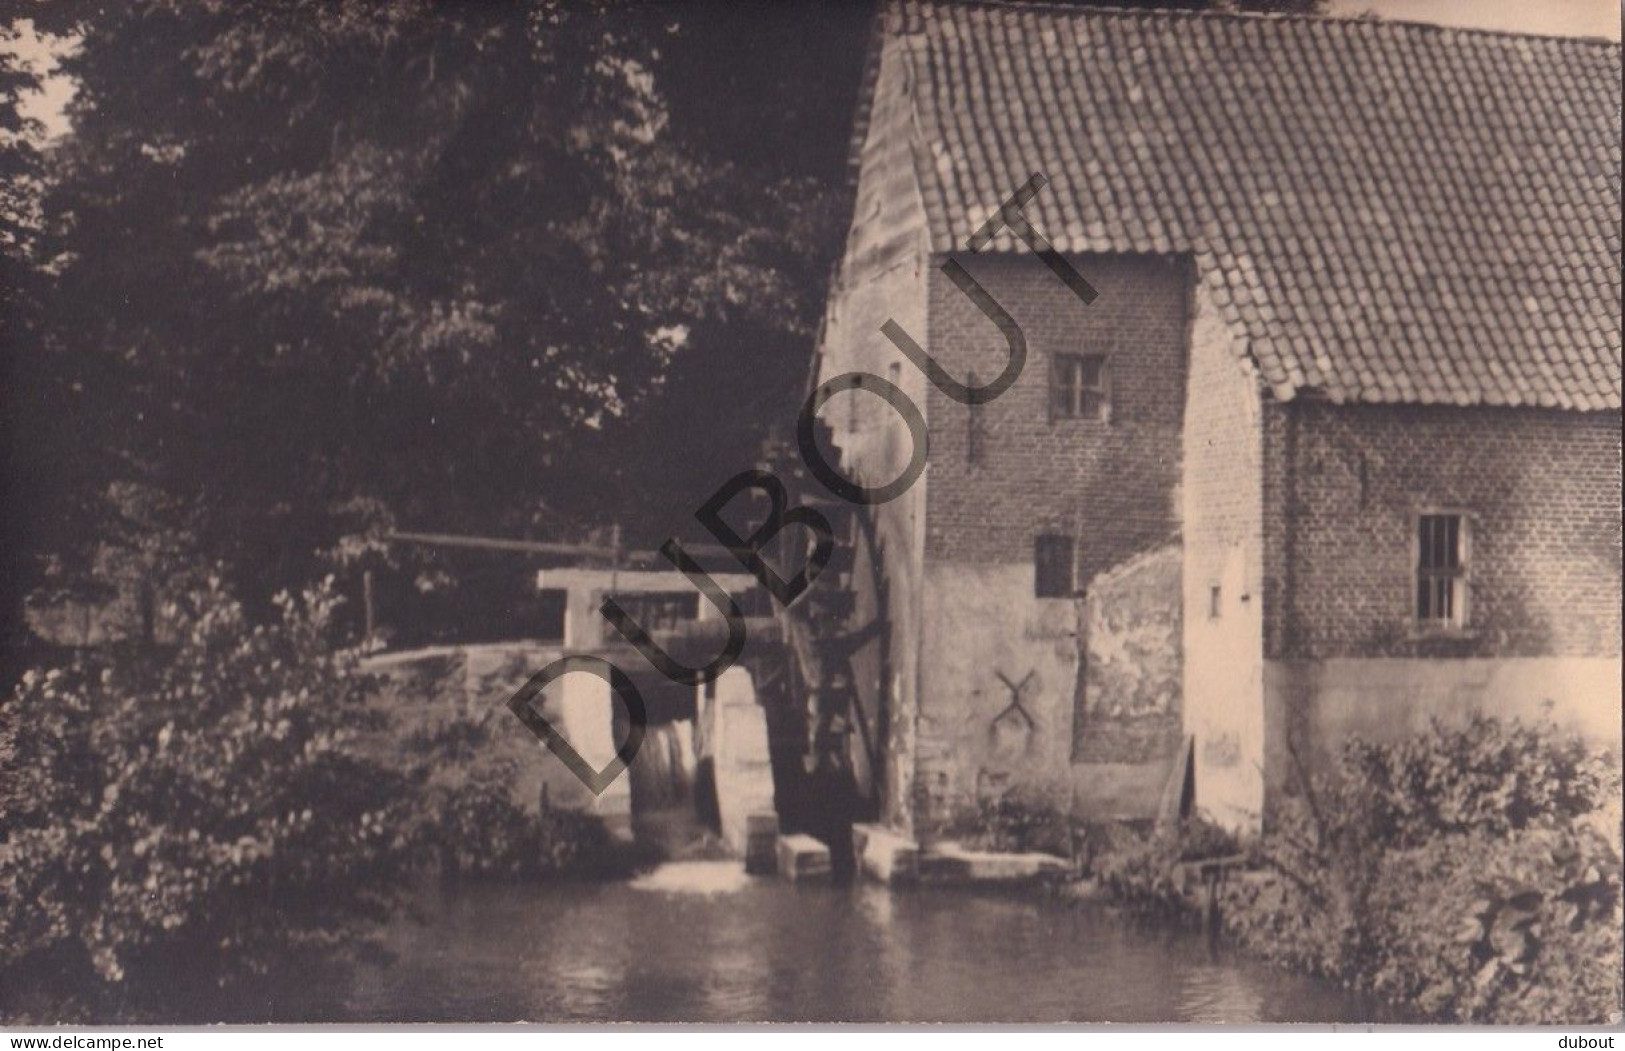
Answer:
xmin=7 ymin=0 xmax=861 ymax=633
xmin=2 ymin=7 xmax=93 ymax=663
xmin=0 ymin=576 xmax=417 ymax=1019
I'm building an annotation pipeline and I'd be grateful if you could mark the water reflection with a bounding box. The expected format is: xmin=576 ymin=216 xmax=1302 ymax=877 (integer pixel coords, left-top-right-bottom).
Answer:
xmin=276 ymin=864 xmax=1386 ymax=1023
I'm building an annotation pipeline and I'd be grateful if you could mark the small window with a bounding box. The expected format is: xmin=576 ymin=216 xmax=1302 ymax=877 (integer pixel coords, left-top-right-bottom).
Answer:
xmin=1035 ymin=535 xmax=1076 ymax=598
xmin=1416 ymin=514 xmax=1469 ymax=627
xmin=1208 ymin=585 xmax=1222 ymax=620
xmin=1054 ymin=353 xmax=1109 ymax=420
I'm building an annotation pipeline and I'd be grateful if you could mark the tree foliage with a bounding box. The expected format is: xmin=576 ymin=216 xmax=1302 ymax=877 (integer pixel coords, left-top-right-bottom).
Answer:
xmin=3 ymin=6 xmax=90 ymax=659
xmin=6 ymin=0 xmax=864 ymax=630
xmin=0 ymin=576 xmax=416 ymax=1019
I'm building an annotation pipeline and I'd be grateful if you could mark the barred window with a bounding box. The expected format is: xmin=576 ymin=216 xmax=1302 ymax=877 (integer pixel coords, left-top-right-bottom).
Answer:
xmin=1053 ymin=353 xmax=1109 ymax=421
xmin=1034 ymin=534 xmax=1076 ymax=598
xmin=1416 ymin=514 xmax=1469 ymax=626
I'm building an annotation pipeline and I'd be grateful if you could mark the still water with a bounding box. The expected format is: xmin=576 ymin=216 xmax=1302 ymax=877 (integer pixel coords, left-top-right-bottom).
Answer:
xmin=265 ymin=862 xmax=1383 ymax=1024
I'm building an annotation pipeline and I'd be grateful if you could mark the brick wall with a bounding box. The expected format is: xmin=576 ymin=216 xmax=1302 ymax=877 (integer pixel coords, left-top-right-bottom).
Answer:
xmin=906 ymin=252 xmax=1192 ymax=834
xmin=923 ymin=253 xmax=1190 ymax=583
xmin=1264 ymin=402 xmax=1623 ymax=660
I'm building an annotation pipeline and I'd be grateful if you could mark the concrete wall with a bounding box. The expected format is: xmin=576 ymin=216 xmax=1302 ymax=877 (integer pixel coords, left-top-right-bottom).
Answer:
xmin=1180 ymin=285 xmax=1269 ymax=832
xmin=916 ymin=545 xmax=1183 ymax=831
xmin=553 ymin=667 xmax=635 ymax=837
xmin=916 ymin=562 xmax=1082 ymax=833
xmin=699 ymin=667 xmax=777 ymax=854
xmin=1263 ymin=656 xmax=1624 ymax=808
xmin=812 ymin=24 xmax=932 ymax=834
xmin=911 ymin=549 xmax=1184 ymax=830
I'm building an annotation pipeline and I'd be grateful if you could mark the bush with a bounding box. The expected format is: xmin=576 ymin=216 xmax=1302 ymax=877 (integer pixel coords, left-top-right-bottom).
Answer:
xmin=394 ymin=692 xmax=662 ymax=883
xmin=0 ymin=576 xmax=418 ymax=1016
xmin=1220 ymin=716 xmax=1622 ymax=1024
xmin=1091 ymin=826 xmax=1189 ymax=918
xmin=427 ymin=767 xmax=659 ymax=881
xmin=1088 ymin=816 xmax=1239 ymax=921
xmin=1366 ymin=827 xmax=1622 ymax=1023
xmin=1338 ymin=714 xmax=1615 ymax=847
xmin=948 ymin=788 xmax=1073 ymax=856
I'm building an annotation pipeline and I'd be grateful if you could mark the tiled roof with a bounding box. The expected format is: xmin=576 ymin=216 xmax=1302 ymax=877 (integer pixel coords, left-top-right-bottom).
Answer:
xmin=892 ymin=1 xmax=1622 ymax=409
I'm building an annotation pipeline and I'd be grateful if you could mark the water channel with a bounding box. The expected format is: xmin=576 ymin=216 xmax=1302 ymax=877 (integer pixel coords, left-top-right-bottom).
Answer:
xmin=250 ymin=862 xmax=1386 ymax=1024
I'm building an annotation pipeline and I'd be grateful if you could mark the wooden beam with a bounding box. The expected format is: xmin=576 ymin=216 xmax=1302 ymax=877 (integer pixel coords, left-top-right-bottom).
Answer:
xmin=386 ymin=530 xmax=620 ymax=557
xmin=385 ymin=529 xmax=743 ymax=565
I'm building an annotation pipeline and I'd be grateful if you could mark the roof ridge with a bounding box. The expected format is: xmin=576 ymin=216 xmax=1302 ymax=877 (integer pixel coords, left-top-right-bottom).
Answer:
xmin=898 ymin=0 xmax=1623 ymax=51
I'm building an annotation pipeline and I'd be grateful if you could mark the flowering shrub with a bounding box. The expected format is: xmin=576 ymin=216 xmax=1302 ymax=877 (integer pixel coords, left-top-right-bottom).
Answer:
xmin=0 ymin=577 xmax=417 ymax=1015
xmin=1220 ymin=716 xmax=1622 ymax=1024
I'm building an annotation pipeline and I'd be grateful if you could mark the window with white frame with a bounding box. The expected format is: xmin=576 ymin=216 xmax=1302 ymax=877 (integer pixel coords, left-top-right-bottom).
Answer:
xmin=1416 ymin=513 xmax=1469 ymax=627
xmin=1053 ymin=353 xmax=1109 ymax=421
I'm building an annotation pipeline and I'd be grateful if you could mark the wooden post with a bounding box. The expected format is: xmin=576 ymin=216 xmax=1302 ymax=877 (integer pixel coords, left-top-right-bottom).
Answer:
xmin=1202 ymin=862 xmax=1227 ymax=952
